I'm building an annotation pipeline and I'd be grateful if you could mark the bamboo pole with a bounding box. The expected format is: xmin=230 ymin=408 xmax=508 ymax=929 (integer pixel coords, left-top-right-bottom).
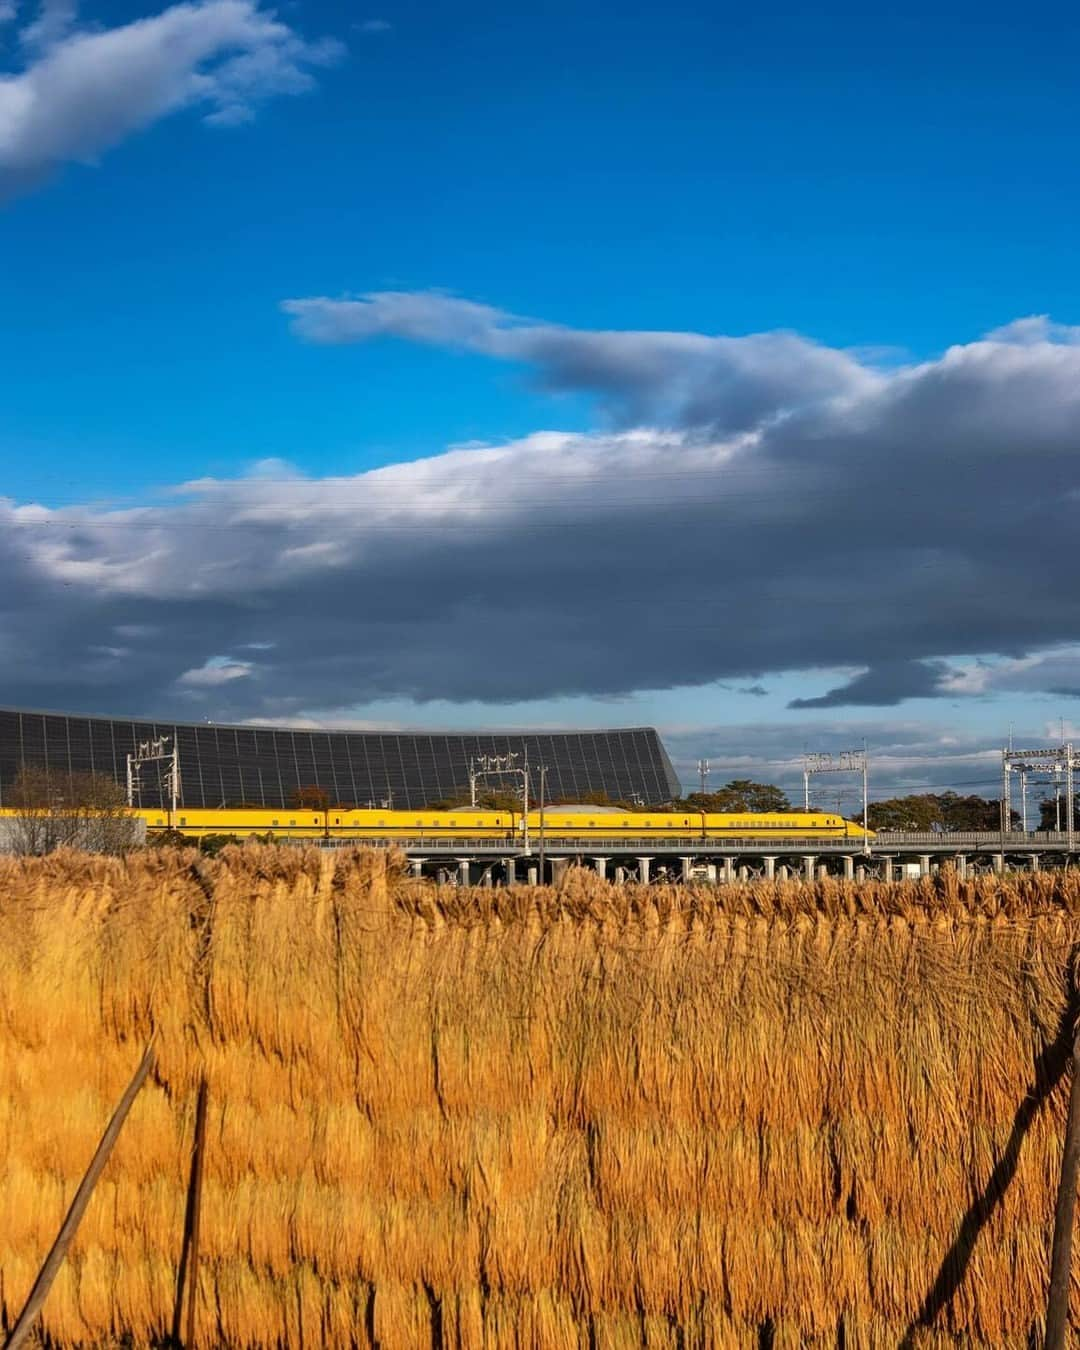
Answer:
xmin=1045 ymin=1010 xmax=1080 ymax=1349
xmin=3 ymin=1037 xmax=157 ymax=1350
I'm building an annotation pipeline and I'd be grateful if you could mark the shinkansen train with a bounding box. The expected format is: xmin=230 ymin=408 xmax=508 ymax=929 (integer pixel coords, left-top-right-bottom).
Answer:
xmin=128 ymin=806 xmax=875 ymax=843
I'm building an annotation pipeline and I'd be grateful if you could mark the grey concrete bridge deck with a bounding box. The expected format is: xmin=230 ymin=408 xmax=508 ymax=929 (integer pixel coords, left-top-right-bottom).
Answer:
xmin=308 ymin=830 xmax=1078 ymax=883
xmin=314 ymin=830 xmax=1076 ymax=857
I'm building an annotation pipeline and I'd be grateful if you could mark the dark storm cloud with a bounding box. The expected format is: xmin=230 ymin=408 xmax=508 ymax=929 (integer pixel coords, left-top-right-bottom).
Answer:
xmin=788 ymin=660 xmax=955 ymax=709
xmin=7 ymin=310 xmax=1080 ymax=718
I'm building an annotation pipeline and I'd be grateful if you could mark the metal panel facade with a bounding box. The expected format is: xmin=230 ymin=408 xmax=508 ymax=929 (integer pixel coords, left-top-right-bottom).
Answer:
xmin=0 ymin=709 xmax=682 ymax=809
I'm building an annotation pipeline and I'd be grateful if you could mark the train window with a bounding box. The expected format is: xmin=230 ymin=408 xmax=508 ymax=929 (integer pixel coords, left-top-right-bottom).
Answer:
xmin=415 ymin=819 xmax=423 ymax=826
xmin=495 ymin=817 xmax=501 ymax=825
xmin=179 ymin=817 xmax=186 ymax=827
xmin=645 ymin=820 xmax=651 ymax=827
xmin=335 ymin=817 xmax=340 ymax=825
xmin=379 ymin=820 xmax=385 ymax=826
xmin=156 ymin=818 xmax=164 ymax=825
xmin=290 ymin=819 xmax=296 ymax=826
xmin=450 ymin=820 xmax=456 ymax=826
xmin=272 ymin=820 xmax=278 ymax=826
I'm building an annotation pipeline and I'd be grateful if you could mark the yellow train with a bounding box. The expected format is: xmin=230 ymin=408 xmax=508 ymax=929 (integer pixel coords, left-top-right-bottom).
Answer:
xmin=133 ymin=806 xmax=874 ymax=843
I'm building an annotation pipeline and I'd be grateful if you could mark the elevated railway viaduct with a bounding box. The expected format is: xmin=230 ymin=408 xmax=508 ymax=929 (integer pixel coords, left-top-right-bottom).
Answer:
xmin=318 ymin=830 xmax=1080 ymax=885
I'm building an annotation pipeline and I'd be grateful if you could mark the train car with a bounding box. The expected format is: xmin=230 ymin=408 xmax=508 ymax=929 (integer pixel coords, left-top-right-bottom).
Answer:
xmin=526 ymin=809 xmax=873 ymax=841
xmin=133 ymin=806 xmax=874 ymax=843
xmin=138 ymin=806 xmax=517 ymax=840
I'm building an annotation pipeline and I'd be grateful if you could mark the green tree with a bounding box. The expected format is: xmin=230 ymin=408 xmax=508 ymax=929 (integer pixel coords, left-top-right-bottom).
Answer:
xmin=679 ymin=780 xmax=791 ymax=813
xmin=855 ymin=791 xmax=1019 ymax=832
xmin=1037 ymin=796 xmax=1080 ymax=831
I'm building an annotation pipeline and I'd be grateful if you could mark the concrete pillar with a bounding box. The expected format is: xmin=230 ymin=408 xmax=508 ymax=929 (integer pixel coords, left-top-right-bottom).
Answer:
xmin=637 ymin=857 xmax=653 ymax=884
xmin=552 ymin=858 xmax=568 ymax=884
xmin=593 ymin=856 xmax=609 ymax=879
xmin=614 ymin=866 xmax=626 ymax=884
xmin=410 ymin=857 xmax=427 ymax=879
xmin=918 ymin=854 xmax=931 ymax=878
xmin=993 ymin=853 xmax=1005 ymax=875
xmin=856 ymin=865 xmax=866 ymax=882
xmin=527 ymin=866 xmax=538 ymax=885
xmin=763 ymin=856 xmax=777 ymax=880
xmin=505 ymin=856 xmax=516 ymax=886
xmin=738 ymin=865 xmax=749 ymax=881
xmin=706 ymin=863 xmax=718 ymax=883
xmin=802 ymin=855 xmax=817 ymax=882
xmin=722 ymin=857 xmax=735 ymax=884
xmin=842 ymin=855 xmax=854 ymax=880
xmin=680 ymin=856 xmax=694 ymax=883
xmin=955 ymin=853 xmax=967 ymax=879
xmin=881 ymin=857 xmax=893 ymax=884
xmin=817 ymin=864 xmax=828 ymax=881
xmin=456 ymin=857 xmax=472 ymax=886
xmin=778 ymin=865 xmax=790 ymax=881
xmin=1029 ymin=853 xmax=1041 ymax=873
xmin=482 ymin=867 xmax=494 ymax=888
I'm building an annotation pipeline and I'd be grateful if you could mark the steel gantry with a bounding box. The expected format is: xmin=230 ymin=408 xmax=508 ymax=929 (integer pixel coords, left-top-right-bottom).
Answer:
xmin=1002 ymin=745 xmax=1075 ymax=854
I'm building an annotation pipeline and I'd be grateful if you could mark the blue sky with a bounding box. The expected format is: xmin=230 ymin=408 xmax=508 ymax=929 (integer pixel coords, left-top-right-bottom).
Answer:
xmin=3 ymin=0 xmax=1080 ymax=801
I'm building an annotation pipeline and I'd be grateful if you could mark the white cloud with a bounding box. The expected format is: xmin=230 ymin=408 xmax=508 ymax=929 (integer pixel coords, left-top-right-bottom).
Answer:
xmin=0 ymin=0 xmax=342 ymax=189
xmin=5 ymin=310 xmax=1080 ymax=722
xmin=19 ymin=0 xmax=77 ymax=51
xmin=177 ymin=656 xmax=255 ymax=686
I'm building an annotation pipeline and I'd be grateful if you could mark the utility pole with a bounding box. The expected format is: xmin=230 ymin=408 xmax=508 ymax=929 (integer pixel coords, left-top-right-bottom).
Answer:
xmin=697 ymin=758 xmax=710 ymax=797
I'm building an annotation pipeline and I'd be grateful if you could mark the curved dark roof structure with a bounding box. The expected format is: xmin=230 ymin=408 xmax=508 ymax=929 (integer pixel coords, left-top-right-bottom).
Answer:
xmin=0 ymin=707 xmax=681 ymax=809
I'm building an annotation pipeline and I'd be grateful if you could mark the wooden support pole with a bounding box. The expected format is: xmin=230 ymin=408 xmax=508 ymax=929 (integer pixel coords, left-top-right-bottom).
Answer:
xmin=172 ymin=1076 xmax=210 ymax=1349
xmin=3 ymin=1038 xmax=157 ymax=1350
xmin=1045 ymin=1013 xmax=1080 ymax=1349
